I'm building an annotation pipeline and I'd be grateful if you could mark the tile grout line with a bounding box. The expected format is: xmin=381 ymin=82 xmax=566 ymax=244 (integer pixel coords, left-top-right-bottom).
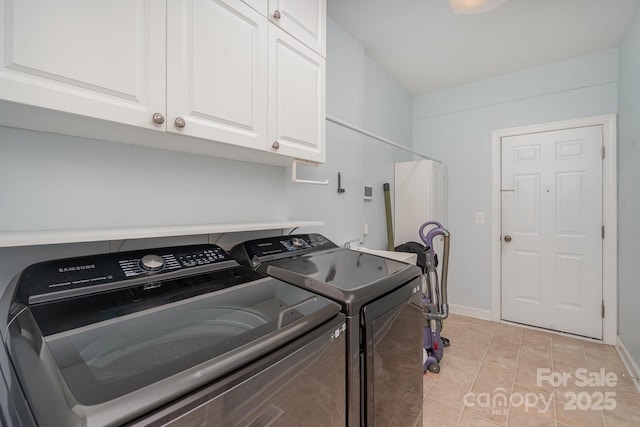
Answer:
xmin=547 ymin=336 xmax=558 ymax=427
xmin=504 ymin=330 xmax=524 ymax=427
xmin=454 ymin=323 xmax=499 ymax=427
xmin=583 ymin=341 xmax=609 ymax=427
xmin=551 ymin=337 xmax=559 ymax=427
xmin=422 ymin=319 xmax=466 ymax=422
xmin=519 ymin=331 xmax=561 ymax=426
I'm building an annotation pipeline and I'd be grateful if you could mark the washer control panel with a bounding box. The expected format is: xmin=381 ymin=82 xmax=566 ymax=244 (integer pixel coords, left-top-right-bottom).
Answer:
xmin=177 ymin=248 xmax=227 ymax=268
xmin=17 ymin=244 xmax=236 ymax=304
xmin=117 ymin=246 xmax=229 ymax=277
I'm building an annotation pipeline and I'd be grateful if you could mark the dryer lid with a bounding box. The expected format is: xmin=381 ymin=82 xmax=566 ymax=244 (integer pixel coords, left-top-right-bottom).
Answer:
xmin=262 ymin=247 xmax=421 ymax=314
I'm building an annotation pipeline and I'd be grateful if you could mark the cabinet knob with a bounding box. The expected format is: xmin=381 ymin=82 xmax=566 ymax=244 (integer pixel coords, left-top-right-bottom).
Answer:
xmin=273 ymin=9 xmax=281 ymax=19
xmin=152 ymin=113 xmax=165 ymax=124
xmin=504 ymin=235 xmax=512 ymax=242
xmin=175 ymin=117 xmax=186 ymax=128
xmin=272 ymin=141 xmax=280 ymax=150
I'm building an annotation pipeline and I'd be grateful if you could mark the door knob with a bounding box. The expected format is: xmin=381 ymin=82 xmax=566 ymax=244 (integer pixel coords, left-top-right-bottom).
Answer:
xmin=504 ymin=235 xmax=512 ymax=242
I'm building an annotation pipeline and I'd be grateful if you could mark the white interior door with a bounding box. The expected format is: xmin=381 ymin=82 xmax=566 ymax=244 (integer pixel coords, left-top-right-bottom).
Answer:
xmin=501 ymin=125 xmax=603 ymax=339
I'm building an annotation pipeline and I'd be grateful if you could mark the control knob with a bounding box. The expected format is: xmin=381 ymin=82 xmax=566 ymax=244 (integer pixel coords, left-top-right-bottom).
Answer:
xmin=140 ymin=254 xmax=165 ymax=272
xmin=291 ymin=237 xmax=305 ymax=248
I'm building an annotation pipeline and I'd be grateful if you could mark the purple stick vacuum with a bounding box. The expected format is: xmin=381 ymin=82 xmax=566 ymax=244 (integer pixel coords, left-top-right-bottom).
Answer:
xmin=419 ymin=221 xmax=450 ymax=374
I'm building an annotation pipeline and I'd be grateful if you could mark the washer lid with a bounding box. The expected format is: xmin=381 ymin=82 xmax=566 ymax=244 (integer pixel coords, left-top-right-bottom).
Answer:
xmin=4 ymin=249 xmax=341 ymax=426
xmin=261 ymin=247 xmax=421 ymax=314
xmin=24 ymin=274 xmax=338 ymax=406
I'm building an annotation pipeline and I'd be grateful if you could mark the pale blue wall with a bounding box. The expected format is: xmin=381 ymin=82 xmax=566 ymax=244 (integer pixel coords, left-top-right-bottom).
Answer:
xmin=0 ymin=127 xmax=289 ymax=286
xmin=363 ymin=55 xmax=413 ymax=249
xmin=0 ymin=18 xmax=413 ymax=291
xmin=618 ymin=7 xmax=640 ymax=368
xmin=287 ymin=18 xmax=412 ymax=249
xmin=0 ymin=127 xmax=289 ymax=230
xmin=412 ymin=49 xmax=619 ymax=311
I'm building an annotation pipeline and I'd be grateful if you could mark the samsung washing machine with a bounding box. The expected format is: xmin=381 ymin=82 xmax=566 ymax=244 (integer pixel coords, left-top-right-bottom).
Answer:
xmin=0 ymin=244 xmax=346 ymax=427
xmin=231 ymin=233 xmax=424 ymax=427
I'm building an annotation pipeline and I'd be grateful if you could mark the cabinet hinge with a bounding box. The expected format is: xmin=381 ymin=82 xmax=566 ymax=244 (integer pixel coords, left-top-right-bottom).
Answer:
xmin=602 ymin=146 xmax=606 ymax=159
xmin=602 ymin=225 xmax=605 ymax=239
xmin=602 ymin=300 xmax=605 ymax=319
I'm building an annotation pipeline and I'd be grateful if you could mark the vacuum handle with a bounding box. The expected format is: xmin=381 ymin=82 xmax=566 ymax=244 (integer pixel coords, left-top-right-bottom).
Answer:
xmin=419 ymin=221 xmax=444 ymax=247
xmin=423 ymin=229 xmax=450 ymax=321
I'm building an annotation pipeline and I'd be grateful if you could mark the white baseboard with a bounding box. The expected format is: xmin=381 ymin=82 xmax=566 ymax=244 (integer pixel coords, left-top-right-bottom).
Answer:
xmin=616 ymin=336 xmax=640 ymax=393
xmin=448 ymin=303 xmax=492 ymax=321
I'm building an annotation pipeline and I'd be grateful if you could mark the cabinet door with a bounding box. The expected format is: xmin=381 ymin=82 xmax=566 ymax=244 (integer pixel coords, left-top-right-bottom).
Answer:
xmin=0 ymin=0 xmax=165 ymax=130
xmin=268 ymin=0 xmax=326 ymax=57
xmin=268 ymin=26 xmax=325 ymax=163
xmin=167 ymin=0 xmax=268 ymax=151
xmin=240 ymin=0 xmax=267 ymax=16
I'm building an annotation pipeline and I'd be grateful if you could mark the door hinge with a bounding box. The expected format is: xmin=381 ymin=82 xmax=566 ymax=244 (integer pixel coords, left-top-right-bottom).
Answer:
xmin=602 ymin=300 xmax=605 ymax=319
xmin=602 ymin=225 xmax=605 ymax=239
xmin=602 ymin=146 xmax=606 ymax=159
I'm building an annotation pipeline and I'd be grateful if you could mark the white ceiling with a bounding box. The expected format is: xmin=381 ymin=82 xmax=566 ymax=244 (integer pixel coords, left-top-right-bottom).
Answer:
xmin=327 ymin=0 xmax=639 ymax=95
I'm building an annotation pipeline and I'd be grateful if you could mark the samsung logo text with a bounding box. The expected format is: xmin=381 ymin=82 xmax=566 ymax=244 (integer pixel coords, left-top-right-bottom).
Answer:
xmin=59 ymin=264 xmax=96 ymax=273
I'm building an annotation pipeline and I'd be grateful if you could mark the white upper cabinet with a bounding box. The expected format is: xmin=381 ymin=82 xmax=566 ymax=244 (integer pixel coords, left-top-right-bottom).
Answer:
xmin=268 ymin=0 xmax=326 ymax=57
xmin=0 ymin=0 xmax=166 ymax=130
xmin=240 ymin=0 xmax=267 ymax=16
xmin=0 ymin=0 xmax=326 ymax=165
xmin=167 ymin=0 xmax=268 ymax=151
xmin=268 ymin=26 xmax=325 ymax=163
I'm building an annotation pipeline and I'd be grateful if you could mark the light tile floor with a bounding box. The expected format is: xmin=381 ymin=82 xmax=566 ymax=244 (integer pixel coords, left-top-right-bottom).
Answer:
xmin=422 ymin=314 xmax=640 ymax=426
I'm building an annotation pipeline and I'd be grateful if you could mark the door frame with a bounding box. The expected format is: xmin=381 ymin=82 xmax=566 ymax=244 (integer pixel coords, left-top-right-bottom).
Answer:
xmin=490 ymin=114 xmax=617 ymax=345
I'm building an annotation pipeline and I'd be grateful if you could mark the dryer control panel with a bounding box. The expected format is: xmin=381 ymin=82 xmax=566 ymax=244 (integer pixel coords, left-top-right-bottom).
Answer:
xmin=230 ymin=234 xmax=338 ymax=266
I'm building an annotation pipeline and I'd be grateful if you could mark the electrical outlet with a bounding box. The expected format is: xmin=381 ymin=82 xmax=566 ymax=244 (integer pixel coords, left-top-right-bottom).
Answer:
xmin=364 ymin=186 xmax=373 ymax=200
xmin=475 ymin=212 xmax=485 ymax=224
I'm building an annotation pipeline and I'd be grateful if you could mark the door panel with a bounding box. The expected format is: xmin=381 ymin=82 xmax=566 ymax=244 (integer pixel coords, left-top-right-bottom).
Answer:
xmin=268 ymin=0 xmax=326 ymax=56
xmin=501 ymin=126 xmax=603 ymax=339
xmin=167 ymin=0 xmax=267 ymax=150
xmin=514 ymin=250 xmax=541 ymax=303
xmin=556 ymin=172 xmax=585 ymax=235
xmin=0 ymin=0 xmax=165 ymax=129
xmin=268 ymin=26 xmax=325 ymax=163
xmin=556 ymin=253 xmax=586 ymax=309
xmin=514 ymin=174 xmax=540 ymax=234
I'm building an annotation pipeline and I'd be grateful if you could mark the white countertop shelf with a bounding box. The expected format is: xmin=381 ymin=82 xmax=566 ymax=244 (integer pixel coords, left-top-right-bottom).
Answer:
xmin=0 ymin=221 xmax=324 ymax=248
